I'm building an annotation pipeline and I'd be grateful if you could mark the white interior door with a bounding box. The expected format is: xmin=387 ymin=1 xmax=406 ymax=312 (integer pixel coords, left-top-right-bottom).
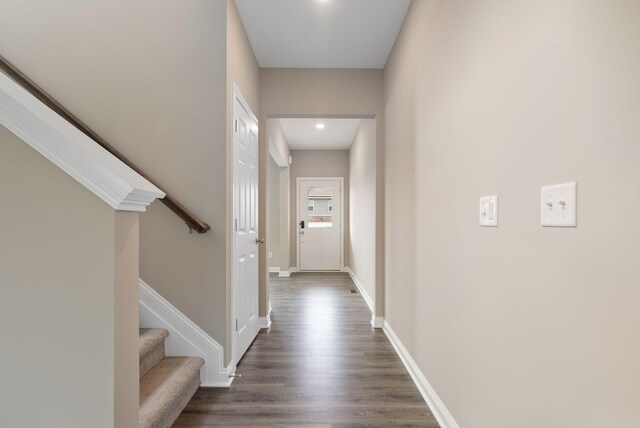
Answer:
xmin=233 ymin=85 xmax=260 ymax=364
xmin=298 ymin=179 xmax=342 ymax=271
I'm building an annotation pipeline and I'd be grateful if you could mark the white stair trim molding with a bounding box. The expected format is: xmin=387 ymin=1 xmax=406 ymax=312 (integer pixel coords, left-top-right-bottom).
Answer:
xmin=269 ymin=267 xmax=280 ymax=273
xmin=278 ymin=270 xmax=291 ymax=278
xmin=382 ymin=320 xmax=460 ymax=428
xmin=139 ymin=279 xmax=234 ymax=387
xmin=0 ymin=72 xmax=164 ymax=211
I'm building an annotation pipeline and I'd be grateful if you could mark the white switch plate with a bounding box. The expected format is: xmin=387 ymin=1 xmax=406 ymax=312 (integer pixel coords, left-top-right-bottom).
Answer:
xmin=479 ymin=195 xmax=498 ymax=227
xmin=541 ymin=182 xmax=577 ymax=227
xmin=269 ymin=251 xmax=273 ymax=259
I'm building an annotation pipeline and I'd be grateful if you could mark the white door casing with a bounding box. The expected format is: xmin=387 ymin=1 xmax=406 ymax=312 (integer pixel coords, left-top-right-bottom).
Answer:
xmin=232 ymin=84 xmax=260 ymax=364
xmin=297 ymin=178 xmax=343 ymax=271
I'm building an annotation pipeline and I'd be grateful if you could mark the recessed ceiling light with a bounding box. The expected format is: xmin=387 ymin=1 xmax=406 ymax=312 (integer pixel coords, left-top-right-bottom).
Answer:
xmin=315 ymin=123 xmax=326 ymax=129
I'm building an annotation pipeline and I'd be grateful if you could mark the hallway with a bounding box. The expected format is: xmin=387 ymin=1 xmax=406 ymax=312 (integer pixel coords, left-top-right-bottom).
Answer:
xmin=175 ymin=272 xmax=438 ymax=427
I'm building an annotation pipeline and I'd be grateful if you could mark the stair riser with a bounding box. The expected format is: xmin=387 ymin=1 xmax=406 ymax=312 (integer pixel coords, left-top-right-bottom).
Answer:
xmin=140 ymin=370 xmax=200 ymax=428
xmin=139 ymin=342 xmax=165 ymax=379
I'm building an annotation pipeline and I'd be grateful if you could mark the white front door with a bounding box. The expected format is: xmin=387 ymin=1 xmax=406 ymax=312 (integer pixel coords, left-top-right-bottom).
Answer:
xmin=232 ymin=85 xmax=260 ymax=364
xmin=298 ymin=179 xmax=342 ymax=271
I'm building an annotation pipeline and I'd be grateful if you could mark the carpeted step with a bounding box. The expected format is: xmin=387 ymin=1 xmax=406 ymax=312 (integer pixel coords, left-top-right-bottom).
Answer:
xmin=139 ymin=328 xmax=169 ymax=379
xmin=139 ymin=356 xmax=204 ymax=428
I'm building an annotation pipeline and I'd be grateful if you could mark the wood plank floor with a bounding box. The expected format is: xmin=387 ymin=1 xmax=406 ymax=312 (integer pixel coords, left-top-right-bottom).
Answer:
xmin=174 ymin=272 xmax=439 ymax=427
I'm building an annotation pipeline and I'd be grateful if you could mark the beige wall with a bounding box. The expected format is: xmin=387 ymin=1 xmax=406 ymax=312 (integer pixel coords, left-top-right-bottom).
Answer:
xmin=0 ymin=126 xmax=119 ymax=427
xmin=259 ymin=69 xmax=385 ymax=315
xmin=289 ymin=150 xmax=350 ymax=268
xmin=268 ymin=117 xmax=291 ymax=165
xmin=0 ymin=0 xmax=230 ymax=350
xmin=348 ymin=119 xmax=377 ymax=303
xmin=0 ymin=0 xmax=261 ymax=364
xmin=384 ymin=1 xmax=640 ymax=426
xmin=278 ymin=167 xmax=291 ymax=271
xmin=268 ymin=156 xmax=281 ymax=268
xmin=267 ymin=119 xmax=292 ymax=272
xmin=114 ymin=212 xmax=141 ymax=428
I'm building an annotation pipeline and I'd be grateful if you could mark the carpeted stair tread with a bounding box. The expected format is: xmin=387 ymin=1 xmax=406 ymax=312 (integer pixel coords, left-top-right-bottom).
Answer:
xmin=139 ymin=356 xmax=204 ymax=428
xmin=139 ymin=328 xmax=169 ymax=359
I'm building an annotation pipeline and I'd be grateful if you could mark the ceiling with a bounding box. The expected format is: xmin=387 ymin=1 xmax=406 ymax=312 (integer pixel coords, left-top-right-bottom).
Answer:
xmin=279 ymin=118 xmax=362 ymax=150
xmin=234 ymin=0 xmax=411 ymax=69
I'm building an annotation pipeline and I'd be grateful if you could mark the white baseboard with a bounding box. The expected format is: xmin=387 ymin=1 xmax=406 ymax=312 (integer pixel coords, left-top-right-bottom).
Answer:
xmin=259 ymin=302 xmax=272 ymax=329
xmin=259 ymin=314 xmax=272 ymax=329
xmin=269 ymin=267 xmax=280 ymax=273
xmin=371 ymin=316 xmax=384 ymax=328
xmin=139 ymin=279 xmax=233 ymax=387
xmin=344 ymin=267 xmax=374 ymax=314
xmin=382 ymin=320 xmax=459 ymax=428
xmin=278 ymin=270 xmax=291 ymax=277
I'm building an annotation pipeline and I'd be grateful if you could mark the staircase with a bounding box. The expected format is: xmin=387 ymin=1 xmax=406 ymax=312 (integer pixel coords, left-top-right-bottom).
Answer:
xmin=139 ymin=328 xmax=204 ymax=427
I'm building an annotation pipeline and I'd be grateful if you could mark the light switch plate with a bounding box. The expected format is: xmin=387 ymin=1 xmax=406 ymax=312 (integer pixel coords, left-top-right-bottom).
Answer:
xmin=541 ymin=182 xmax=577 ymax=227
xmin=479 ymin=195 xmax=498 ymax=227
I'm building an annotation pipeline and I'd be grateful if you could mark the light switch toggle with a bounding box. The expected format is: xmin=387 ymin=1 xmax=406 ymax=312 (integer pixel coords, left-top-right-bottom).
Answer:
xmin=479 ymin=195 xmax=498 ymax=227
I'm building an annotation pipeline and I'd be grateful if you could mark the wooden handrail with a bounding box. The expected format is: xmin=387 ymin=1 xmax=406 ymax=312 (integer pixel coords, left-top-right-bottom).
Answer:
xmin=0 ymin=54 xmax=210 ymax=234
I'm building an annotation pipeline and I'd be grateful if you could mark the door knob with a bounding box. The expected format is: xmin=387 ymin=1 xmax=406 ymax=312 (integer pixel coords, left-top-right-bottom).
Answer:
xmin=255 ymin=238 xmax=265 ymax=244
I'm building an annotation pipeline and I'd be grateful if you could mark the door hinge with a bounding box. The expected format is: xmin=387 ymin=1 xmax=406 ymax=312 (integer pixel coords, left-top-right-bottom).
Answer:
xmin=234 ymin=119 xmax=238 ymax=133
xmin=235 ymin=218 xmax=238 ymax=231
xmin=235 ymin=318 xmax=239 ymax=331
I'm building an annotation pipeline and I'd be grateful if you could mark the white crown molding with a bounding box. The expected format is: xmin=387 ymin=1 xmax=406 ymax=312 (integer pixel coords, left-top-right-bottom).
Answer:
xmin=383 ymin=320 xmax=460 ymax=428
xmin=139 ymin=279 xmax=233 ymax=387
xmin=0 ymin=72 xmax=164 ymax=211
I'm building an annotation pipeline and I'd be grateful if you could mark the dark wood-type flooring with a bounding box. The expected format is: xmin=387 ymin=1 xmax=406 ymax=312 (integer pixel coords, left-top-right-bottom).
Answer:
xmin=174 ymin=272 xmax=439 ymax=427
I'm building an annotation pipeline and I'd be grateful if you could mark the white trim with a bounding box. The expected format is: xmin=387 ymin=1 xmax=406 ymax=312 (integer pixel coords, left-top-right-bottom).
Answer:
xmin=344 ymin=267 xmax=382 ymax=329
xmin=344 ymin=267 xmax=373 ymax=313
xmin=0 ymin=72 xmax=164 ymax=211
xmin=139 ymin=279 xmax=234 ymax=387
xmin=296 ymin=177 xmax=345 ymax=271
xmin=259 ymin=314 xmax=272 ymax=329
xmin=269 ymin=267 xmax=280 ymax=273
xmin=259 ymin=300 xmax=273 ymax=329
xmin=383 ymin=320 xmax=460 ymax=428
xmin=278 ymin=270 xmax=291 ymax=277
xmin=371 ymin=316 xmax=384 ymax=329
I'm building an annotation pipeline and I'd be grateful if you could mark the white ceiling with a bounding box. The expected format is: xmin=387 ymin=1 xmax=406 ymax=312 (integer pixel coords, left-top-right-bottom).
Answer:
xmin=234 ymin=0 xmax=411 ymax=69
xmin=279 ymin=118 xmax=362 ymax=150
